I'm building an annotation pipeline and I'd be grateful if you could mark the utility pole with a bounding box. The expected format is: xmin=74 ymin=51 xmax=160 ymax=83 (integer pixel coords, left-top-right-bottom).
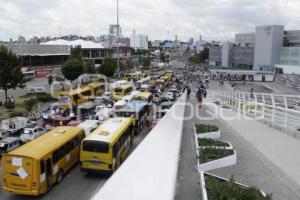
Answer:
xmin=117 ymin=0 xmax=120 ymax=78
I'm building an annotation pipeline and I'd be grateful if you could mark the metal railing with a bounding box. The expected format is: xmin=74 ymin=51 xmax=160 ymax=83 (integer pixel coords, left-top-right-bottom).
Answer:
xmin=208 ymin=90 xmax=300 ymax=132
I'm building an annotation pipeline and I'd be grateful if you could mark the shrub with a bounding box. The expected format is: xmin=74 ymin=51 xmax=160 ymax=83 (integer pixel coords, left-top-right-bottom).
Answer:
xmin=198 ymin=138 xmax=230 ymax=147
xmin=9 ymin=111 xmax=24 ymax=118
xmin=205 ymin=175 xmax=272 ymax=200
xmin=24 ymin=98 xmax=38 ymax=112
xmin=36 ymin=93 xmax=56 ymax=103
xmin=55 ymin=76 xmax=66 ymax=82
xmin=199 ymin=148 xmax=234 ymax=164
xmin=4 ymin=102 xmax=15 ymax=109
xmin=195 ymin=124 xmax=219 ymax=134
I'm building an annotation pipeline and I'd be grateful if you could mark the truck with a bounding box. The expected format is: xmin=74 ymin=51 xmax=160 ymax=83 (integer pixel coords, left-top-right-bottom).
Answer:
xmin=1 ymin=117 xmax=29 ymax=136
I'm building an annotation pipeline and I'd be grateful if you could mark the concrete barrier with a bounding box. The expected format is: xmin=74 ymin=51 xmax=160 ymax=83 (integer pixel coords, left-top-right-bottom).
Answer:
xmin=90 ymin=93 xmax=187 ymax=200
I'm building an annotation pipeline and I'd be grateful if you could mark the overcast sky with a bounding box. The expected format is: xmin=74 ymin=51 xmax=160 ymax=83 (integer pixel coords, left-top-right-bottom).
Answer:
xmin=0 ymin=0 xmax=300 ymax=42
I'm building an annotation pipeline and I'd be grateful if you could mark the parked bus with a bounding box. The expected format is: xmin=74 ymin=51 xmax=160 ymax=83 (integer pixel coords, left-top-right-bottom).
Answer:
xmin=80 ymin=117 xmax=134 ymax=174
xmin=2 ymin=126 xmax=84 ymax=196
xmin=110 ymin=81 xmax=133 ymax=101
xmin=115 ymin=101 xmax=149 ymax=135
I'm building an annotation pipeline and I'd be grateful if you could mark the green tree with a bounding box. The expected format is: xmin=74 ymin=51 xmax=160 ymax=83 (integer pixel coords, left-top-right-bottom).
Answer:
xmin=98 ymin=57 xmax=117 ymax=77
xmin=0 ymin=45 xmax=25 ymax=102
xmin=142 ymin=56 xmax=151 ymax=67
xmin=48 ymin=74 xmax=54 ymax=86
xmin=84 ymin=60 xmax=96 ymax=74
xmin=61 ymin=58 xmax=84 ymax=81
xmin=71 ymin=45 xmax=82 ymax=60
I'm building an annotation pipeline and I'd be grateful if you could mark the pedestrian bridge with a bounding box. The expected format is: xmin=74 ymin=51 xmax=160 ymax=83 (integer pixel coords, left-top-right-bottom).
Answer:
xmin=90 ymin=93 xmax=187 ymax=200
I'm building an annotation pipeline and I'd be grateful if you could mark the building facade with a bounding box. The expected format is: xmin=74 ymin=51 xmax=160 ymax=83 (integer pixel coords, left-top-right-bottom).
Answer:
xmin=235 ymin=33 xmax=255 ymax=47
xmin=253 ymin=25 xmax=284 ymax=71
xmin=130 ymin=30 xmax=148 ymax=50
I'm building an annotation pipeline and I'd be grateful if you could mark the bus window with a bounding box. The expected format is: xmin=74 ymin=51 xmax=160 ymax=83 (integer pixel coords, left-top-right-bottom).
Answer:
xmin=82 ymin=141 xmax=109 ymax=153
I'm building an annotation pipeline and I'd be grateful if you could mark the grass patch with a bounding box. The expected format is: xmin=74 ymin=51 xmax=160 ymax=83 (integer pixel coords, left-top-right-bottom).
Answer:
xmin=20 ymin=92 xmax=57 ymax=103
xmin=205 ymin=175 xmax=272 ymax=200
xmin=195 ymin=124 xmax=219 ymax=134
xmin=198 ymin=138 xmax=230 ymax=147
xmin=199 ymin=148 xmax=234 ymax=164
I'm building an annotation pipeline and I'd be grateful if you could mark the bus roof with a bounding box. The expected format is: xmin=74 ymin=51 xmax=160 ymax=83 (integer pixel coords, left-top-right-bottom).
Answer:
xmin=118 ymin=100 xmax=148 ymax=113
xmin=84 ymin=118 xmax=133 ymax=144
xmin=88 ymin=82 xmax=105 ymax=88
xmin=7 ymin=126 xmax=84 ymax=160
xmin=68 ymin=87 xmax=91 ymax=96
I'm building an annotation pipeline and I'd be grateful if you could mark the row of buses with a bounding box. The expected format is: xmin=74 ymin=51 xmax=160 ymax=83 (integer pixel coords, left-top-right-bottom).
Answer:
xmin=2 ymin=99 xmax=150 ymax=196
xmin=2 ymin=117 xmax=139 ymax=196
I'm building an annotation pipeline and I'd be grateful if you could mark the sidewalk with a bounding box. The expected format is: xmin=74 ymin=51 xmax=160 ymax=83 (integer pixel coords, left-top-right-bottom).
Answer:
xmin=175 ymin=99 xmax=202 ymax=200
xmin=205 ymin=104 xmax=300 ymax=200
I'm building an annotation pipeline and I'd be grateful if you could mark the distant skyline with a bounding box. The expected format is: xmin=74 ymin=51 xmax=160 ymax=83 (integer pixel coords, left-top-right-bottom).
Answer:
xmin=0 ymin=0 xmax=300 ymax=42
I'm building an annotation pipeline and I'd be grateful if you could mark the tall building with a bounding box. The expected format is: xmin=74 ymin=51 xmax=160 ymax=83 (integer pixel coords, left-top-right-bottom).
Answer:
xmin=108 ymin=25 xmax=122 ymax=46
xmin=235 ymin=33 xmax=255 ymax=47
xmin=253 ymin=25 xmax=284 ymax=70
xmin=130 ymin=30 xmax=148 ymax=50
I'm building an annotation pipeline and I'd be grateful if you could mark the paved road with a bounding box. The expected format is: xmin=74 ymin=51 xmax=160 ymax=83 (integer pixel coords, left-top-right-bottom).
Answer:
xmin=0 ymin=78 xmax=49 ymax=102
xmin=0 ymin=126 xmax=150 ymax=200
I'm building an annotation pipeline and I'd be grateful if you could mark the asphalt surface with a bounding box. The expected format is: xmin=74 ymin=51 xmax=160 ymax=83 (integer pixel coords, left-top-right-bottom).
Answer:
xmin=0 ymin=126 xmax=150 ymax=200
xmin=0 ymin=78 xmax=49 ymax=102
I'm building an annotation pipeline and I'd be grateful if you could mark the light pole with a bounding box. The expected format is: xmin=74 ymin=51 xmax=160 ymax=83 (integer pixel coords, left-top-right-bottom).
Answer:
xmin=117 ymin=0 xmax=120 ymax=78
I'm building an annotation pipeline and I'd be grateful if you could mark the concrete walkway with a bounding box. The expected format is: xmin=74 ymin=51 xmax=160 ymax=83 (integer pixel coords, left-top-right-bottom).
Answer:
xmin=175 ymin=98 xmax=202 ymax=200
xmin=206 ymin=104 xmax=300 ymax=199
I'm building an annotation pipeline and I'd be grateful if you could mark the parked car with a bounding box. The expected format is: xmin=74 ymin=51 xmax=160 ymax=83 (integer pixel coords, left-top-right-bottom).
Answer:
xmin=0 ymin=137 xmax=21 ymax=156
xmin=20 ymin=127 xmax=46 ymax=144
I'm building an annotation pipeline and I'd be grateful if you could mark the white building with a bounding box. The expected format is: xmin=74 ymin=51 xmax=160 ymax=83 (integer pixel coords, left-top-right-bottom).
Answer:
xmin=253 ymin=25 xmax=284 ymax=71
xmin=235 ymin=33 xmax=255 ymax=47
xmin=130 ymin=30 xmax=148 ymax=50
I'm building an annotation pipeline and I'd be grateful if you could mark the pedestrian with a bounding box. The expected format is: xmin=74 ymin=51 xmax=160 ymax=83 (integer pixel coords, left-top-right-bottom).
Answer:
xmin=187 ymin=86 xmax=191 ymax=99
xmin=196 ymin=86 xmax=204 ymax=108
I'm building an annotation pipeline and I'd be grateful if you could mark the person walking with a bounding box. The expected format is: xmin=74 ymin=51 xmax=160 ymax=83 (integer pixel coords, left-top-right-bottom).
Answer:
xmin=196 ymin=86 xmax=204 ymax=108
xmin=187 ymin=86 xmax=191 ymax=99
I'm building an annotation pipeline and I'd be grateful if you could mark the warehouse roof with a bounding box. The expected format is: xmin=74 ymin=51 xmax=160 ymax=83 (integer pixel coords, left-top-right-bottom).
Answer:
xmin=41 ymin=39 xmax=105 ymax=49
xmin=1 ymin=43 xmax=70 ymax=56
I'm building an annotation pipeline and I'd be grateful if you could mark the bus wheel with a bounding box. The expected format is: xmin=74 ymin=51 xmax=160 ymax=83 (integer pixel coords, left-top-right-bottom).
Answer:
xmin=56 ymin=169 xmax=63 ymax=184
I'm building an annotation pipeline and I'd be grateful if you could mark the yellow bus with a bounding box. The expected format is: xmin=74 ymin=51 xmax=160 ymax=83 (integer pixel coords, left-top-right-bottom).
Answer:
xmin=80 ymin=117 xmax=134 ymax=174
xmin=133 ymin=92 xmax=153 ymax=103
xmin=164 ymin=71 xmax=173 ymax=81
xmin=110 ymin=81 xmax=133 ymax=101
xmin=87 ymin=82 xmax=105 ymax=97
xmin=124 ymin=72 xmax=145 ymax=81
xmin=2 ymin=126 xmax=85 ymax=196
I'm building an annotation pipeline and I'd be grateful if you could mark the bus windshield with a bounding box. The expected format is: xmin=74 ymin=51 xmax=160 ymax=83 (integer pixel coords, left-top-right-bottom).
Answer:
xmin=115 ymin=88 xmax=123 ymax=93
xmin=82 ymin=140 xmax=109 ymax=153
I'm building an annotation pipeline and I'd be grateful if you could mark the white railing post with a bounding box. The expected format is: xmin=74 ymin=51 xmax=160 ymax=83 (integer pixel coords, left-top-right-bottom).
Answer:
xmin=284 ymin=96 xmax=288 ymax=127
xmin=271 ymin=95 xmax=275 ymax=123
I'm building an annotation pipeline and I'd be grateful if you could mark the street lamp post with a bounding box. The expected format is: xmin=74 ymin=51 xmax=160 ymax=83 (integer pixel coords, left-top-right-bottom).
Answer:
xmin=117 ymin=0 xmax=120 ymax=78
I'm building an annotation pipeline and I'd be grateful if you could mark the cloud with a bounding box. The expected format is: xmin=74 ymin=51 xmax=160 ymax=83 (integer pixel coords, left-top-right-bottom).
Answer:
xmin=0 ymin=0 xmax=299 ymax=41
